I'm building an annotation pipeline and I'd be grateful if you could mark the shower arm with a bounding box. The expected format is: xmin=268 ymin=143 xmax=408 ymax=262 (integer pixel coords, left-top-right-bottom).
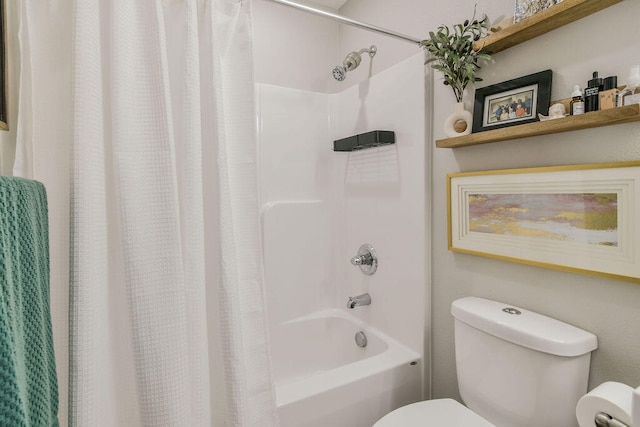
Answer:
xmin=358 ymin=46 xmax=377 ymax=58
xmin=343 ymin=45 xmax=376 ymax=69
xmin=264 ymin=0 xmax=422 ymax=46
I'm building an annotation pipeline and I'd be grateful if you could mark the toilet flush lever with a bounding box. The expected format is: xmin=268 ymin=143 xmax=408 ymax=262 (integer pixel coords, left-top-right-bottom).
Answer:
xmin=350 ymin=244 xmax=378 ymax=276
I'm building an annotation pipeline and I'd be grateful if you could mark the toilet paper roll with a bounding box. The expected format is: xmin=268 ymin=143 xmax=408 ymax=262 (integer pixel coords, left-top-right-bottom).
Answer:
xmin=632 ymin=386 xmax=640 ymax=427
xmin=576 ymin=382 xmax=633 ymax=427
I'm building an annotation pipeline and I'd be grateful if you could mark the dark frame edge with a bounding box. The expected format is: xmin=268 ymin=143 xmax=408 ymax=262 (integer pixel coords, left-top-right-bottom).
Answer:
xmin=472 ymin=69 xmax=553 ymax=134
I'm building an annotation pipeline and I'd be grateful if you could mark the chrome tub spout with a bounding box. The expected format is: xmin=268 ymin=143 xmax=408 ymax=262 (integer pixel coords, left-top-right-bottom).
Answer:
xmin=347 ymin=293 xmax=371 ymax=309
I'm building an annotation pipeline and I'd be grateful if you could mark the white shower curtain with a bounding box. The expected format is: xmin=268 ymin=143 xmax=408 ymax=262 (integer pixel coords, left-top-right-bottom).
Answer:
xmin=15 ymin=1 xmax=279 ymax=426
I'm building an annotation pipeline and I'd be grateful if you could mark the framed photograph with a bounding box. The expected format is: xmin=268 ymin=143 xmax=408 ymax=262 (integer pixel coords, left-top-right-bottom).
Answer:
xmin=0 ymin=0 xmax=6 ymax=130
xmin=447 ymin=161 xmax=640 ymax=283
xmin=514 ymin=0 xmax=564 ymax=23
xmin=472 ymin=69 xmax=552 ymax=134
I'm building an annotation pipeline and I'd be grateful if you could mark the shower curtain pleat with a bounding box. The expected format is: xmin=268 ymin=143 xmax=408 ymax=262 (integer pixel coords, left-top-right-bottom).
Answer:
xmin=208 ymin=0 xmax=280 ymax=424
xmin=15 ymin=0 xmax=279 ymax=425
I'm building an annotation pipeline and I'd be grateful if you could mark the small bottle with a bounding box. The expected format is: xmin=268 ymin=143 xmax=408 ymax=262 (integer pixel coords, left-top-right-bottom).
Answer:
xmin=584 ymin=71 xmax=603 ymax=112
xmin=618 ymin=65 xmax=640 ymax=107
xmin=599 ymin=76 xmax=618 ymax=110
xmin=570 ymin=85 xmax=585 ymax=115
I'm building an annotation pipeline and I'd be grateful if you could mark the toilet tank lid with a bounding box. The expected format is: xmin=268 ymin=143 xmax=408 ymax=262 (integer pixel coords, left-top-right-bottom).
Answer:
xmin=451 ymin=297 xmax=598 ymax=357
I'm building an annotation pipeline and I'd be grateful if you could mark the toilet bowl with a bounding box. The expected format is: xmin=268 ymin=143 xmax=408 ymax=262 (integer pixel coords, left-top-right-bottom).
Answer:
xmin=374 ymin=297 xmax=598 ymax=427
xmin=373 ymin=398 xmax=493 ymax=426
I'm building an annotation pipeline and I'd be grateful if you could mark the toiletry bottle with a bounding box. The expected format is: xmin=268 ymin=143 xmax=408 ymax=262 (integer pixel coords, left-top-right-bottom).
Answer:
xmin=570 ymin=85 xmax=585 ymax=115
xmin=584 ymin=71 xmax=603 ymax=112
xmin=599 ymin=76 xmax=618 ymax=110
xmin=618 ymin=65 xmax=640 ymax=106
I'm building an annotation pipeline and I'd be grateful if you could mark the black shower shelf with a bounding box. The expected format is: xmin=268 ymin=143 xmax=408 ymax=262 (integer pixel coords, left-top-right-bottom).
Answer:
xmin=333 ymin=130 xmax=395 ymax=152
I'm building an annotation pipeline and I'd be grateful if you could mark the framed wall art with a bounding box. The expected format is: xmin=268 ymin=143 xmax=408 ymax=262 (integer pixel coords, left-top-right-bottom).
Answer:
xmin=472 ymin=69 xmax=552 ymax=133
xmin=447 ymin=161 xmax=640 ymax=283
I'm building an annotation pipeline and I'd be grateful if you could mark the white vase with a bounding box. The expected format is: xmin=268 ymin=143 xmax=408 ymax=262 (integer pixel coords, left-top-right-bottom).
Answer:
xmin=444 ymin=101 xmax=473 ymax=138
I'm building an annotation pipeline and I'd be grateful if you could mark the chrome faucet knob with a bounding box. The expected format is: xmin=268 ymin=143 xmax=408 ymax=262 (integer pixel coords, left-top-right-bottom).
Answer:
xmin=350 ymin=253 xmax=372 ymax=266
xmin=350 ymin=244 xmax=377 ymax=275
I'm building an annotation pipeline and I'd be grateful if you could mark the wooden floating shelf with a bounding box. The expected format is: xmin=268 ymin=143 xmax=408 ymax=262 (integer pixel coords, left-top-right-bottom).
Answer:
xmin=436 ymin=104 xmax=640 ymax=149
xmin=473 ymin=0 xmax=623 ymax=55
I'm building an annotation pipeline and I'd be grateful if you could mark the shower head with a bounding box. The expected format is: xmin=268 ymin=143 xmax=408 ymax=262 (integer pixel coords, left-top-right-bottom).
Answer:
xmin=332 ymin=45 xmax=377 ymax=81
xmin=333 ymin=65 xmax=347 ymax=81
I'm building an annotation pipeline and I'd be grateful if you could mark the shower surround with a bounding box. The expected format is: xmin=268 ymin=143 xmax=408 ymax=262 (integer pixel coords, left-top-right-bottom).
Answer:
xmin=258 ymin=53 xmax=430 ymax=427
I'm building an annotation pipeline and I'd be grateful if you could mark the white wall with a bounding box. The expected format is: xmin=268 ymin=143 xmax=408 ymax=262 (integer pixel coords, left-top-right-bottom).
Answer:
xmin=329 ymin=53 xmax=428 ymax=355
xmin=256 ymin=52 xmax=428 ymax=358
xmin=257 ymin=84 xmax=333 ymax=328
xmin=338 ymin=0 xmax=511 ymax=88
xmin=254 ymin=0 xmax=428 ymax=360
xmin=252 ymin=0 xmax=340 ymax=93
xmin=339 ymin=0 xmax=640 ymax=402
xmin=257 ymin=85 xmax=332 ymax=203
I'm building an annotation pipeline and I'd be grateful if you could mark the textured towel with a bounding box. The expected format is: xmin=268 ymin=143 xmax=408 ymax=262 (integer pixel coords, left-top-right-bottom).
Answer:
xmin=0 ymin=177 xmax=58 ymax=426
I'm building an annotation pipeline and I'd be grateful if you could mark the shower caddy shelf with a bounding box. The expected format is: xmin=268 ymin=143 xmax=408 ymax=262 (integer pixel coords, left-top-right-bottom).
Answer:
xmin=333 ymin=130 xmax=395 ymax=152
xmin=436 ymin=0 xmax=628 ymax=149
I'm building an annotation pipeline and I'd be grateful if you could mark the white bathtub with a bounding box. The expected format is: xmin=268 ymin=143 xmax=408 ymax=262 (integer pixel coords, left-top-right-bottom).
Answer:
xmin=271 ymin=309 xmax=422 ymax=427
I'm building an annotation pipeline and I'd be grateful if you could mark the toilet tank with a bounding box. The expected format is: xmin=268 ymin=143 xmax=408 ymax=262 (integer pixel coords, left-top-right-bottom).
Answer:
xmin=452 ymin=297 xmax=598 ymax=427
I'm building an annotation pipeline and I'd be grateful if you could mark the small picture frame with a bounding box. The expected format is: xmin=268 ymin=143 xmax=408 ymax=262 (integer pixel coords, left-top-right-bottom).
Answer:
xmin=472 ymin=69 xmax=552 ymax=134
xmin=514 ymin=0 xmax=564 ymax=23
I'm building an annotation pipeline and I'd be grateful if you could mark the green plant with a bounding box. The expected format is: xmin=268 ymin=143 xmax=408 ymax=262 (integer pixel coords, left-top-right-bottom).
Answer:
xmin=420 ymin=9 xmax=492 ymax=102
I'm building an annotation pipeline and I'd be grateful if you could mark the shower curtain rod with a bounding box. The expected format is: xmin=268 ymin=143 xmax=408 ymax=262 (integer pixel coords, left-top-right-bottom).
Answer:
xmin=264 ymin=0 xmax=423 ymax=45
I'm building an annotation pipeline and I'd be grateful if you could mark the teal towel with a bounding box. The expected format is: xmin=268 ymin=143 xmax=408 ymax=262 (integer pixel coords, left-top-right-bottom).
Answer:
xmin=0 ymin=177 xmax=58 ymax=426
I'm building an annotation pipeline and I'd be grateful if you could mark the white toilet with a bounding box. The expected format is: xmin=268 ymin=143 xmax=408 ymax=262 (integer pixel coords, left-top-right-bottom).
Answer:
xmin=374 ymin=297 xmax=598 ymax=427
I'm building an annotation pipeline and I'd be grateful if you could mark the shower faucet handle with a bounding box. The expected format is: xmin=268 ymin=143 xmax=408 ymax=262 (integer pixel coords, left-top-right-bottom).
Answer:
xmin=350 ymin=244 xmax=377 ymax=276
xmin=350 ymin=253 xmax=372 ymax=266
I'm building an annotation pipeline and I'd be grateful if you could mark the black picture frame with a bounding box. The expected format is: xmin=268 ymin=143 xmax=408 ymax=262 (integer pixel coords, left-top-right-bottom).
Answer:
xmin=472 ymin=69 xmax=553 ymax=134
xmin=0 ymin=0 xmax=6 ymax=131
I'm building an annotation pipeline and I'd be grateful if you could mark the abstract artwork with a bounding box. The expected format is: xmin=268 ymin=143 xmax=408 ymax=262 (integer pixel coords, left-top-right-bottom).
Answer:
xmin=514 ymin=0 xmax=564 ymax=23
xmin=468 ymin=193 xmax=618 ymax=247
xmin=448 ymin=162 xmax=640 ymax=283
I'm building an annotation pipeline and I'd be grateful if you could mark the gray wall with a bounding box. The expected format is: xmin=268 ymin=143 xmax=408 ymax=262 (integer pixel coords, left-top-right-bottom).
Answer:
xmin=338 ymin=0 xmax=640 ymax=400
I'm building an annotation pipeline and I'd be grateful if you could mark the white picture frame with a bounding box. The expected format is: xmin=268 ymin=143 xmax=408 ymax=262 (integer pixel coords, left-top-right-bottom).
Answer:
xmin=447 ymin=161 xmax=640 ymax=283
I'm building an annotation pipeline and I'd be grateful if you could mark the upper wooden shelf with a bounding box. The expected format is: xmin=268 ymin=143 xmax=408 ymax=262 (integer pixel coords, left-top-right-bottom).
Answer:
xmin=472 ymin=0 xmax=623 ymax=55
xmin=436 ymin=104 xmax=640 ymax=149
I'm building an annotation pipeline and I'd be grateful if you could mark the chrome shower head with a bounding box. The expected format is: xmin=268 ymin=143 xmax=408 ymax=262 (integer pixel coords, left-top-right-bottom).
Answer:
xmin=332 ymin=45 xmax=377 ymax=81
xmin=333 ymin=65 xmax=347 ymax=81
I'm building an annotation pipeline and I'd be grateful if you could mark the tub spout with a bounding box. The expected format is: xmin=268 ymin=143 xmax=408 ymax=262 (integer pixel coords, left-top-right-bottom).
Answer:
xmin=347 ymin=293 xmax=371 ymax=309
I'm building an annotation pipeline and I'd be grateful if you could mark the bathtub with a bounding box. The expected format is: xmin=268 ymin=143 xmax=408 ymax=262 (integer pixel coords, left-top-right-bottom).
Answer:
xmin=271 ymin=309 xmax=422 ymax=427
